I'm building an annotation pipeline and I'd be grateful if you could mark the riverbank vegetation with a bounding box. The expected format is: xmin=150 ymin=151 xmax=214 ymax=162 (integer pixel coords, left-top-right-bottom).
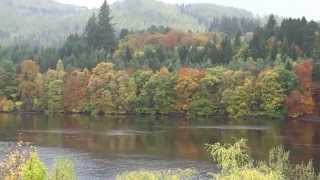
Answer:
xmin=0 ymin=142 xmax=76 ymax=180
xmin=2 ymin=139 xmax=318 ymax=180
xmin=0 ymin=1 xmax=320 ymax=119
xmin=117 ymin=139 xmax=320 ymax=180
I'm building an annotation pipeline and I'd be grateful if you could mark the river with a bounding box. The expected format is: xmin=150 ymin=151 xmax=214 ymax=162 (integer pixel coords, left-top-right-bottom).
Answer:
xmin=0 ymin=113 xmax=319 ymax=179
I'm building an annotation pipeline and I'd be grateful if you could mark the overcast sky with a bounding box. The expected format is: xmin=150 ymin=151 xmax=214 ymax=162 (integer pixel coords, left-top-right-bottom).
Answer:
xmin=55 ymin=0 xmax=320 ymax=21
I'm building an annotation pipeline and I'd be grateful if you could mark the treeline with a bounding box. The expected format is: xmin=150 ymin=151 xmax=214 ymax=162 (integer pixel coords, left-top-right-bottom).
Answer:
xmin=1 ymin=1 xmax=319 ymax=73
xmin=1 ymin=1 xmax=320 ymax=119
xmin=0 ymin=57 xmax=300 ymax=120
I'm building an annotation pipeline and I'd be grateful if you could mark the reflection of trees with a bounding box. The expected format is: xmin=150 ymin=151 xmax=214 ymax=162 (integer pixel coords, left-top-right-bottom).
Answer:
xmin=283 ymin=120 xmax=320 ymax=163
xmin=1 ymin=114 xmax=283 ymax=162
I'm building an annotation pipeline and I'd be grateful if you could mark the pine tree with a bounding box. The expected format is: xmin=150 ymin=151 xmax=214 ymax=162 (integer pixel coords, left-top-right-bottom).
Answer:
xmin=265 ymin=14 xmax=277 ymax=38
xmin=221 ymin=36 xmax=233 ymax=64
xmin=97 ymin=0 xmax=116 ymax=52
xmin=85 ymin=13 xmax=99 ymax=48
xmin=233 ymin=31 xmax=242 ymax=50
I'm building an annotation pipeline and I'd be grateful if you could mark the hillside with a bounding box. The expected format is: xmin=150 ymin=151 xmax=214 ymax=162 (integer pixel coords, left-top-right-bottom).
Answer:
xmin=0 ymin=0 xmax=91 ymax=46
xmin=112 ymin=0 xmax=253 ymax=31
xmin=0 ymin=0 xmax=254 ymax=46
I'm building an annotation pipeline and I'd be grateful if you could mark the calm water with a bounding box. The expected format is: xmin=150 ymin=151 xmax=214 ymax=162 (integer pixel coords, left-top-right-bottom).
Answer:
xmin=0 ymin=113 xmax=319 ymax=179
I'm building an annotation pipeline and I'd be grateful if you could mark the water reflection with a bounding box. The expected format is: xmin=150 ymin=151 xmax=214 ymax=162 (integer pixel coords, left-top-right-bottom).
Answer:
xmin=4 ymin=114 xmax=320 ymax=177
xmin=283 ymin=119 xmax=320 ymax=166
xmin=0 ymin=113 xmax=284 ymax=162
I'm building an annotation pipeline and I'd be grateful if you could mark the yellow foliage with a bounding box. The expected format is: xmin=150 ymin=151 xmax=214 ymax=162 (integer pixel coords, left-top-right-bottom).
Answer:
xmin=0 ymin=97 xmax=15 ymax=112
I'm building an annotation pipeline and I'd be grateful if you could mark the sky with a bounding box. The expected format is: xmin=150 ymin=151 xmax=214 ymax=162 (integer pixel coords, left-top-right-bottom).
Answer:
xmin=55 ymin=0 xmax=320 ymax=21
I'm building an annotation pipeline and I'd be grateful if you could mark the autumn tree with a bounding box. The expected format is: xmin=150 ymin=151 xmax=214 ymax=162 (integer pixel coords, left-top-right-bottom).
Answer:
xmin=222 ymin=78 xmax=255 ymax=119
xmin=174 ymin=68 xmax=205 ymax=112
xmin=64 ymin=69 xmax=90 ymax=113
xmin=188 ymin=66 xmax=226 ymax=116
xmin=44 ymin=60 xmax=65 ymax=113
xmin=18 ymin=60 xmax=43 ymax=111
xmin=255 ymin=69 xmax=286 ymax=115
xmin=88 ymin=62 xmax=136 ymax=114
xmin=135 ymin=67 xmax=176 ymax=114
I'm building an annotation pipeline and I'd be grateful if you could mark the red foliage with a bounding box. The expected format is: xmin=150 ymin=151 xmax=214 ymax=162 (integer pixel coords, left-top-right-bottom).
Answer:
xmin=285 ymin=60 xmax=316 ymax=118
xmin=160 ymin=31 xmax=179 ymax=49
xmin=295 ymin=60 xmax=313 ymax=93
xmin=285 ymin=90 xmax=314 ymax=118
xmin=63 ymin=70 xmax=90 ymax=113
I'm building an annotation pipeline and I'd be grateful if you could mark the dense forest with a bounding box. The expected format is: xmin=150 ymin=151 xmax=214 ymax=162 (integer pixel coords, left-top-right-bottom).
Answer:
xmin=0 ymin=0 xmax=320 ymax=120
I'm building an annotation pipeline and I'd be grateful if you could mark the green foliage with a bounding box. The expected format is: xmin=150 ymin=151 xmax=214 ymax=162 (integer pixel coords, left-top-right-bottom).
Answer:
xmin=0 ymin=60 xmax=17 ymax=99
xmin=312 ymin=59 xmax=320 ymax=81
xmin=206 ymin=139 xmax=251 ymax=173
xmin=207 ymin=139 xmax=320 ymax=180
xmin=188 ymin=98 xmax=218 ymax=116
xmin=256 ymin=69 xmax=286 ymax=116
xmin=47 ymin=80 xmax=64 ymax=113
xmin=21 ymin=152 xmax=47 ymax=180
xmin=135 ymin=68 xmax=176 ymax=114
xmin=50 ymin=158 xmax=76 ymax=180
xmin=222 ymin=78 xmax=255 ymax=119
xmin=116 ymin=169 xmax=196 ymax=180
xmin=188 ymin=67 xmax=225 ymax=116
xmin=96 ymin=0 xmax=116 ymax=51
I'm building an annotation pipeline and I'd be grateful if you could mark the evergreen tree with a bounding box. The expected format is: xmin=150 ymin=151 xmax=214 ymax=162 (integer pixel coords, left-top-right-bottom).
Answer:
xmin=97 ymin=0 xmax=116 ymax=52
xmin=85 ymin=13 xmax=99 ymax=48
xmin=221 ymin=36 xmax=233 ymax=64
xmin=265 ymin=14 xmax=277 ymax=38
xmin=233 ymin=31 xmax=242 ymax=50
xmin=119 ymin=28 xmax=130 ymax=40
xmin=249 ymin=27 xmax=265 ymax=58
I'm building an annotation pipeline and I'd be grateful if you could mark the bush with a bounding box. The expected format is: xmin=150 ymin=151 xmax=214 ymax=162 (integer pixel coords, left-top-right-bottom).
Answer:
xmin=116 ymin=169 xmax=196 ymax=180
xmin=0 ymin=142 xmax=32 ymax=179
xmin=207 ymin=139 xmax=320 ymax=180
xmin=50 ymin=158 xmax=76 ymax=180
xmin=21 ymin=152 xmax=47 ymax=180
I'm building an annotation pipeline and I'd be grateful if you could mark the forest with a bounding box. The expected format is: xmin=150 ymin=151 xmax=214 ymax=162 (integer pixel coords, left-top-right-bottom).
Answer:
xmin=0 ymin=1 xmax=320 ymax=120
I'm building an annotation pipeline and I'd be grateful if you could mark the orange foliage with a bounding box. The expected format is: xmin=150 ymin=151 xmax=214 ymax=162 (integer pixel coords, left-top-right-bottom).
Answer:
xmin=285 ymin=60 xmax=316 ymax=117
xmin=285 ymin=90 xmax=313 ymax=118
xmin=20 ymin=60 xmax=39 ymax=81
xmin=295 ymin=60 xmax=313 ymax=92
xmin=63 ymin=70 xmax=90 ymax=113
xmin=175 ymin=68 xmax=205 ymax=111
xmin=123 ymin=31 xmax=217 ymax=50
xmin=18 ymin=60 xmax=43 ymax=99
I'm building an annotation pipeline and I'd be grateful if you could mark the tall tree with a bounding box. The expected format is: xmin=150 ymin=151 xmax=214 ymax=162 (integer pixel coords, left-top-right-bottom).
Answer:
xmin=97 ymin=0 xmax=116 ymax=52
xmin=18 ymin=60 xmax=43 ymax=111
xmin=85 ymin=13 xmax=99 ymax=48
xmin=265 ymin=14 xmax=277 ymax=38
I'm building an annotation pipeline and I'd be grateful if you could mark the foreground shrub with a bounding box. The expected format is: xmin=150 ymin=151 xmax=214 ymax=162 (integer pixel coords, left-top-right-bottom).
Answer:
xmin=50 ymin=158 xmax=76 ymax=180
xmin=0 ymin=142 xmax=32 ymax=179
xmin=21 ymin=152 xmax=47 ymax=180
xmin=116 ymin=169 xmax=196 ymax=180
xmin=0 ymin=143 xmax=75 ymax=180
xmin=207 ymin=139 xmax=320 ymax=180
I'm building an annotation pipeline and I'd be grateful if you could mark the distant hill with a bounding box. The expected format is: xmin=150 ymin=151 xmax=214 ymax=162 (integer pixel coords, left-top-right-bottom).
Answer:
xmin=0 ymin=0 xmax=91 ymax=46
xmin=0 ymin=0 xmax=254 ymax=46
xmin=112 ymin=0 xmax=253 ymax=31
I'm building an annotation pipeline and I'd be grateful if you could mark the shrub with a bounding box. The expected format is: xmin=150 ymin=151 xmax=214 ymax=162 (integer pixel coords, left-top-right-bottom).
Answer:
xmin=116 ymin=169 xmax=196 ymax=180
xmin=50 ymin=158 xmax=76 ymax=180
xmin=21 ymin=152 xmax=47 ymax=180
xmin=207 ymin=139 xmax=320 ymax=180
xmin=0 ymin=142 xmax=32 ymax=179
